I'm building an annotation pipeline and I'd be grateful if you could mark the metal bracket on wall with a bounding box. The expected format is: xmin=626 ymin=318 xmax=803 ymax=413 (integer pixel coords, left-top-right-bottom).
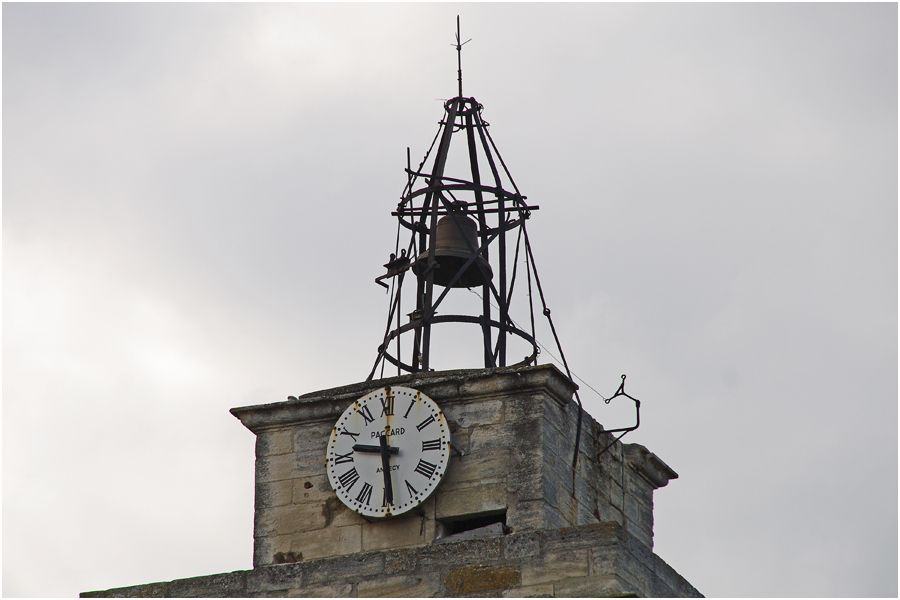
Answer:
xmin=597 ymin=374 xmax=641 ymax=459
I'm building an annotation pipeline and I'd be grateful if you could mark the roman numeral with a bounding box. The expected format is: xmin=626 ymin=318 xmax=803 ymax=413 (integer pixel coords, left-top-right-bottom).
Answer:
xmin=416 ymin=415 xmax=435 ymax=431
xmin=403 ymin=398 xmax=416 ymax=419
xmin=414 ymin=459 xmax=437 ymax=479
xmin=339 ymin=428 xmax=360 ymax=442
xmin=356 ymin=404 xmax=374 ymax=425
xmin=421 ymin=439 xmax=442 ymax=451
xmin=355 ymin=482 xmax=373 ymax=505
xmin=337 ymin=467 xmax=360 ymax=490
xmin=380 ymin=395 xmax=394 ymax=417
xmin=404 ymin=479 xmax=419 ymax=497
xmin=334 ymin=451 xmax=354 ymax=465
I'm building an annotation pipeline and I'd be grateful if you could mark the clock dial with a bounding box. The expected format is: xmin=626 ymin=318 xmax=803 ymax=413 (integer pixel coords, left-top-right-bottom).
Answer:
xmin=325 ymin=386 xmax=450 ymax=518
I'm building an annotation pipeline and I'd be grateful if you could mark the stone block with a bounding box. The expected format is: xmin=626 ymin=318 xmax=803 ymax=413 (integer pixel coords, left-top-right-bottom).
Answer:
xmin=544 ymin=505 xmax=567 ymax=530
xmin=614 ymin=546 xmax=655 ymax=594
xmin=552 ymin=574 xmax=635 ymax=597
xmin=435 ymin=482 xmax=507 ymax=520
xmin=322 ymin=495 xmax=368 ymax=528
xmin=607 ymin=480 xmax=625 ymax=511
xmin=293 ymin=421 xmax=334 ymax=456
xmin=542 ymin=524 xmax=618 ymax=554
xmin=254 ymin=533 xmax=294 ymax=567
xmin=521 ymin=548 xmax=589 ymax=585
xmin=459 ymin=370 xmax=537 ymax=399
xmin=469 ymin=420 xmax=539 ymax=454
xmin=292 ymin=474 xmax=333 ymax=505
xmin=441 ymin=476 xmax=507 ymax=498
xmin=164 ymin=571 xmax=247 ymax=597
xmin=444 ymin=565 xmax=521 ymax=595
xmin=256 ymin=502 xmax=329 ymax=537
xmin=421 ymin=380 xmax=460 ymax=401
xmin=442 ymin=398 xmax=504 ymax=428
xmin=257 ymin=452 xmax=318 ymax=483
xmin=256 ymin=480 xmax=294 ymax=509
xmin=575 ymin=500 xmax=599 ymax=527
xmin=624 ymin=500 xmax=653 ymax=537
xmin=441 ymin=449 xmax=510 ymax=487
xmin=362 ymin=510 xmax=434 ymax=552
xmin=541 ymin=471 xmax=568 ymax=510
xmin=289 ymin=524 xmax=362 ymax=561
xmin=503 ymin=392 xmax=544 ymax=423
xmin=384 ymin=549 xmax=418 ymax=574
xmin=590 ymin=546 xmax=619 ymax=575
xmin=625 ymin=472 xmax=655 ymax=502
xmin=358 ymin=574 xmax=439 ymax=597
xmin=541 ymin=400 xmax=571 ymax=440
xmin=573 ymin=468 xmax=598 ymax=502
xmin=595 ymin=500 xmax=625 ymax=528
xmin=246 ymin=563 xmax=306 ymax=593
xmin=623 ymin=497 xmax=648 ymax=530
xmin=304 ymin=551 xmax=384 ymax=585
xmin=507 ymin=498 xmax=548 ymax=531
xmin=417 ymin=535 xmax=504 ymax=568
xmin=504 ymin=530 xmax=541 ymax=560
xmin=501 ymin=583 xmax=554 ymax=597
xmin=81 ymin=582 xmax=169 ymax=598
xmin=287 ymin=583 xmax=353 ymax=597
xmin=256 ymin=428 xmax=294 ymax=457
xmin=506 ymin=458 xmax=543 ymax=502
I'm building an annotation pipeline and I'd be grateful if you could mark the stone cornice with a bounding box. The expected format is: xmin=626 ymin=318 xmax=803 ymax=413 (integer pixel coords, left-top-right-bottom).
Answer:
xmin=624 ymin=443 xmax=679 ymax=489
xmin=81 ymin=521 xmax=703 ymax=598
xmin=230 ymin=364 xmax=578 ymax=433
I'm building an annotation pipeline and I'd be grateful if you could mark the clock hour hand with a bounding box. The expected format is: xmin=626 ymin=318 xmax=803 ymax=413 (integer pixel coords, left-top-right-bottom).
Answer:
xmin=352 ymin=443 xmax=399 ymax=454
xmin=379 ymin=434 xmax=393 ymax=506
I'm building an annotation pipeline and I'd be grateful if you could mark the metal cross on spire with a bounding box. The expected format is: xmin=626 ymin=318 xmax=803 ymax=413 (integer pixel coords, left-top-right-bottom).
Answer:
xmin=454 ymin=15 xmax=471 ymax=98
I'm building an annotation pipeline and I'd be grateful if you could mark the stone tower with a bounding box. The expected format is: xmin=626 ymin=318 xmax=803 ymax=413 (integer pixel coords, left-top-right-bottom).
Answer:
xmin=82 ymin=364 xmax=700 ymax=597
xmin=82 ymin=25 xmax=701 ymax=599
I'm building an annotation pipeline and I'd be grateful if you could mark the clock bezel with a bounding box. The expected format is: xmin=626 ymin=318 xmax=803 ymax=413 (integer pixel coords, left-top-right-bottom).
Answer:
xmin=325 ymin=386 xmax=451 ymax=519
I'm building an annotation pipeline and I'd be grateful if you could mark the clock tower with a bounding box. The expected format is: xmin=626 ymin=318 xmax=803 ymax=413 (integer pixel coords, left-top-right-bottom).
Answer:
xmin=82 ymin=22 xmax=701 ymax=598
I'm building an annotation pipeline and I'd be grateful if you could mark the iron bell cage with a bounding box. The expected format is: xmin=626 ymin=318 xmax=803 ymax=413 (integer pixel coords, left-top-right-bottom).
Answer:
xmin=365 ymin=25 xmax=643 ymax=472
xmin=368 ymin=94 xmax=549 ymax=381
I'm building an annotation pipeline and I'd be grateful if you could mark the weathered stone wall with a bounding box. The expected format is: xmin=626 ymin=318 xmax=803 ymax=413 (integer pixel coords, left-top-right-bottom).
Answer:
xmin=232 ymin=365 xmax=676 ymax=567
xmin=542 ymin=387 xmax=677 ymax=550
xmin=81 ymin=522 xmax=702 ymax=598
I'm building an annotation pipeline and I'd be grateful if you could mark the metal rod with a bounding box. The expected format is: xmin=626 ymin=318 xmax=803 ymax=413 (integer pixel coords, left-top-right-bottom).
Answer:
xmin=522 ymin=224 xmax=584 ymax=476
xmin=420 ymin=97 xmax=460 ymax=371
xmin=473 ymin=109 xmax=508 ymax=367
xmin=456 ymin=16 xmax=463 ymax=98
xmin=464 ymin=111 xmax=493 ymax=368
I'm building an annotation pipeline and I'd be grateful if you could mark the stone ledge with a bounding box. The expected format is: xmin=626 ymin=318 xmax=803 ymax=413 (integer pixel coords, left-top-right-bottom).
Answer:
xmin=624 ymin=444 xmax=678 ymax=489
xmin=231 ymin=364 xmax=578 ymax=433
xmin=81 ymin=522 xmax=702 ymax=598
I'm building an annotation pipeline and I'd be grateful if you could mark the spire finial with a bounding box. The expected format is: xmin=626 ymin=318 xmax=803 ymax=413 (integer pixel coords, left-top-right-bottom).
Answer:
xmin=454 ymin=15 xmax=471 ymax=98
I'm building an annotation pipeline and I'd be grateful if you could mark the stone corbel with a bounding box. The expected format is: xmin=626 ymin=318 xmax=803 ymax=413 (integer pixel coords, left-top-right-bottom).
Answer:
xmin=623 ymin=443 xmax=678 ymax=489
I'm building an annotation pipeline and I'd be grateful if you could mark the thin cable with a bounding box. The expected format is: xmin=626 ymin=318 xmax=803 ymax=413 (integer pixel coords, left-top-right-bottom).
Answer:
xmin=467 ymin=287 xmax=608 ymax=402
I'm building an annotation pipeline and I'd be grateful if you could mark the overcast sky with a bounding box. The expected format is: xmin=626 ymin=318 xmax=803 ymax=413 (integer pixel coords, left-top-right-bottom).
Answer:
xmin=3 ymin=3 xmax=897 ymax=598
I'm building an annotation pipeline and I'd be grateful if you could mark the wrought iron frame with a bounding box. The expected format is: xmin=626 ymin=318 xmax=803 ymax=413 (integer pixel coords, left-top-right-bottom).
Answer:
xmin=364 ymin=18 xmax=643 ymax=476
xmin=367 ymin=95 xmax=542 ymax=379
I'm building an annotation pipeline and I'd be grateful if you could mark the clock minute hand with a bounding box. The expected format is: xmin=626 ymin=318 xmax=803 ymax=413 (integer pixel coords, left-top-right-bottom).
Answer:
xmin=379 ymin=434 xmax=394 ymax=506
xmin=352 ymin=443 xmax=399 ymax=454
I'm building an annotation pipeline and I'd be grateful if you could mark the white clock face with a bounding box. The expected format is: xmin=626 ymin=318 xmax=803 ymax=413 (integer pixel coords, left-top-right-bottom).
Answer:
xmin=325 ymin=386 xmax=450 ymax=518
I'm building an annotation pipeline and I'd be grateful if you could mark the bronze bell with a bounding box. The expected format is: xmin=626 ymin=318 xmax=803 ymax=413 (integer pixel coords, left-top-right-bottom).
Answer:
xmin=413 ymin=214 xmax=493 ymax=288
